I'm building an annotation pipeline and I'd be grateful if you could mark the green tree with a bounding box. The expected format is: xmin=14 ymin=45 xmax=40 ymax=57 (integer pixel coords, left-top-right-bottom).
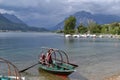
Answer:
xmin=110 ymin=26 xmax=120 ymax=35
xmin=64 ymin=16 xmax=76 ymax=34
xmin=114 ymin=27 xmax=120 ymax=35
xmin=87 ymin=20 xmax=101 ymax=34
xmin=77 ymin=23 xmax=87 ymax=34
xmin=110 ymin=22 xmax=119 ymax=27
xmin=109 ymin=22 xmax=120 ymax=35
xmin=101 ymin=22 xmax=120 ymax=35
xmin=101 ymin=25 xmax=109 ymax=34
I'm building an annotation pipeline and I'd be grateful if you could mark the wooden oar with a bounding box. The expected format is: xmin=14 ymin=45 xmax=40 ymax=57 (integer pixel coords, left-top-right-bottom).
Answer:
xmin=68 ymin=63 xmax=78 ymax=67
xmin=19 ymin=62 xmax=40 ymax=73
xmin=52 ymin=58 xmax=78 ymax=67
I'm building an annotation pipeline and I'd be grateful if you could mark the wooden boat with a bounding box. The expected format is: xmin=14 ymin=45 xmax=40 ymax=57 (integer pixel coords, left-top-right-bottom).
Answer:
xmin=39 ymin=47 xmax=78 ymax=76
xmin=0 ymin=58 xmax=25 ymax=80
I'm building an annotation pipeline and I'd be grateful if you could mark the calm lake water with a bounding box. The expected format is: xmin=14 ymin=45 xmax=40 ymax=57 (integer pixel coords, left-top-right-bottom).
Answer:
xmin=0 ymin=32 xmax=120 ymax=80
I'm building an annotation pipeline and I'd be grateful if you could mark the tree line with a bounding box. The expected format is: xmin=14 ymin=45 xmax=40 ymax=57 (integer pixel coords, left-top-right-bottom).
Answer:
xmin=63 ymin=16 xmax=120 ymax=35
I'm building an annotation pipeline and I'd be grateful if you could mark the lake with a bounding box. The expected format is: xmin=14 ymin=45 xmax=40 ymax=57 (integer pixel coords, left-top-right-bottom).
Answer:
xmin=0 ymin=32 xmax=120 ymax=80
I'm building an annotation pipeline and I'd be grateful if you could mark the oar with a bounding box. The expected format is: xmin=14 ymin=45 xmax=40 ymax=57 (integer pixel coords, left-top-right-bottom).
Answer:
xmin=52 ymin=58 xmax=78 ymax=67
xmin=19 ymin=62 xmax=40 ymax=73
xmin=68 ymin=63 xmax=78 ymax=67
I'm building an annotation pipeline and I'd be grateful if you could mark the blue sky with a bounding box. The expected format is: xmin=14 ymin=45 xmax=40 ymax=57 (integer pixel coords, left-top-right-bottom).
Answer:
xmin=0 ymin=0 xmax=120 ymax=28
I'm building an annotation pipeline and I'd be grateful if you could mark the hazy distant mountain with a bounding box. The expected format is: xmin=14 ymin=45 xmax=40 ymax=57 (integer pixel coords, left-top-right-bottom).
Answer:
xmin=53 ymin=11 xmax=120 ymax=30
xmin=2 ymin=13 xmax=25 ymax=24
xmin=0 ymin=13 xmax=48 ymax=32
xmin=0 ymin=13 xmax=12 ymax=23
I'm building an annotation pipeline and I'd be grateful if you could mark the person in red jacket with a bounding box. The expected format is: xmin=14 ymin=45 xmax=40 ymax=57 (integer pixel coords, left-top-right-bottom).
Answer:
xmin=46 ymin=49 xmax=53 ymax=66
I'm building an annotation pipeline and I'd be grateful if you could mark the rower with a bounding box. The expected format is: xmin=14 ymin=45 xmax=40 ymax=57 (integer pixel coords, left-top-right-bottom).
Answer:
xmin=40 ymin=53 xmax=46 ymax=65
xmin=46 ymin=49 xmax=53 ymax=66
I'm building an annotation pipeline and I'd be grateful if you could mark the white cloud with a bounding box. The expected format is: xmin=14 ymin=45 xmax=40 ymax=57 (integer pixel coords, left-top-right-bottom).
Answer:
xmin=0 ymin=8 xmax=15 ymax=14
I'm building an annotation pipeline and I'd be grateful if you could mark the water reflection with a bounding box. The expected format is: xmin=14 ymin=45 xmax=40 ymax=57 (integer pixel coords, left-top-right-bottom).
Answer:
xmin=38 ymin=69 xmax=88 ymax=80
xmin=39 ymin=69 xmax=70 ymax=80
xmin=70 ymin=72 xmax=88 ymax=80
xmin=64 ymin=37 xmax=75 ymax=43
xmin=23 ymin=69 xmax=70 ymax=80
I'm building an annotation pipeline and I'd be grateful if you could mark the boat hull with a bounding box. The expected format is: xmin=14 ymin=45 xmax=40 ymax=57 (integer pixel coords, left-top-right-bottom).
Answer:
xmin=39 ymin=63 xmax=76 ymax=76
xmin=39 ymin=67 xmax=74 ymax=76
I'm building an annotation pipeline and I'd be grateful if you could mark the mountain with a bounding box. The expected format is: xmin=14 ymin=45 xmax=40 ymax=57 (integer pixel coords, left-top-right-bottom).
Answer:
xmin=2 ymin=13 xmax=26 ymax=24
xmin=0 ymin=13 xmax=48 ymax=32
xmin=53 ymin=11 xmax=120 ymax=30
xmin=0 ymin=14 xmax=12 ymax=23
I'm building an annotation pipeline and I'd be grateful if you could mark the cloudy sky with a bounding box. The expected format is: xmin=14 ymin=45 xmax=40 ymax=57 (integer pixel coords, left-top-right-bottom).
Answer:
xmin=0 ymin=0 xmax=120 ymax=28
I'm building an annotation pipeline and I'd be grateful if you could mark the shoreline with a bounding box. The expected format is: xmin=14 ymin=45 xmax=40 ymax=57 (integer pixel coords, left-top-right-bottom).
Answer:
xmin=104 ymin=73 xmax=120 ymax=80
xmin=64 ymin=34 xmax=120 ymax=39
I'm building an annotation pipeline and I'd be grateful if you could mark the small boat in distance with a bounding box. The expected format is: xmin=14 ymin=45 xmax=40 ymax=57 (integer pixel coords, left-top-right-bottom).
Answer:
xmin=0 ymin=58 xmax=25 ymax=80
xmin=39 ymin=47 xmax=78 ymax=76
